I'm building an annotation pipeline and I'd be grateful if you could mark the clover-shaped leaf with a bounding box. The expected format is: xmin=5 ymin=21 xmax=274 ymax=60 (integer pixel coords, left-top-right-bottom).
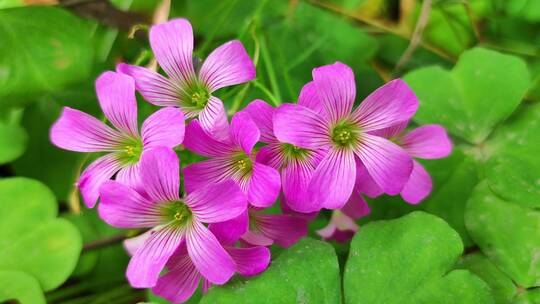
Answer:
xmin=0 ymin=270 xmax=45 ymax=304
xmin=0 ymin=121 xmax=27 ymax=165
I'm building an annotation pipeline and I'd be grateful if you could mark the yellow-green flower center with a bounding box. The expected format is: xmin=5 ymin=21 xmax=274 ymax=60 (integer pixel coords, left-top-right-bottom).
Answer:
xmin=160 ymin=201 xmax=192 ymax=226
xmin=118 ymin=138 xmax=143 ymax=164
xmin=331 ymin=121 xmax=359 ymax=148
xmin=281 ymin=143 xmax=311 ymax=165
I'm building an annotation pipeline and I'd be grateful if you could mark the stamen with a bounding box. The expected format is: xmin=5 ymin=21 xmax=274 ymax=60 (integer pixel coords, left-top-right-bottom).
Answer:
xmin=237 ymin=159 xmax=247 ymax=170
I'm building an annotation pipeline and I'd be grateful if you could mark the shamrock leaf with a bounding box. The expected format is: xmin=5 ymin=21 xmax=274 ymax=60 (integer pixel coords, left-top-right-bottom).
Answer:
xmin=0 ymin=120 xmax=27 ymax=164
xmin=0 ymin=270 xmax=45 ymax=304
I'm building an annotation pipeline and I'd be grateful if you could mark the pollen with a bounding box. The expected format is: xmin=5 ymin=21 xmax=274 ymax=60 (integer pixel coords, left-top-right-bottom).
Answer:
xmin=331 ymin=122 xmax=358 ymax=147
xmin=124 ymin=145 xmax=136 ymax=157
xmin=335 ymin=130 xmax=351 ymax=143
xmin=237 ymin=159 xmax=247 ymax=170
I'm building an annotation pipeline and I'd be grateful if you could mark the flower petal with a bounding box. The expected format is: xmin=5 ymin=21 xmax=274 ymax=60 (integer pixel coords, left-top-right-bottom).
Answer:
xmin=127 ymin=225 xmax=184 ymax=288
xmin=186 ymin=221 xmax=236 ymax=284
xmin=352 ymin=79 xmax=418 ymax=132
xmin=95 ymin=71 xmax=139 ymax=136
xmin=117 ymin=63 xmax=181 ymax=107
xmin=273 ymin=104 xmax=330 ymax=149
xmin=400 ymin=160 xmax=432 ymax=204
xmin=226 ymin=246 xmax=270 ymax=276
xmin=115 ymin=163 xmax=142 ymax=189
xmin=140 ymin=147 xmax=181 ymax=203
xmin=98 ymin=180 xmax=161 ymax=228
xmin=341 ymin=191 xmax=370 ymax=220
xmin=247 ymin=162 xmax=281 ymax=208
xmin=77 ymin=154 xmax=122 ymax=208
xmin=230 ymin=111 xmax=260 ymax=155
xmin=255 ymin=213 xmax=308 ymax=248
xmin=199 ymin=96 xmax=230 ymax=141
xmin=185 ymin=180 xmax=247 ymax=223
xmin=298 ymin=81 xmax=324 ymax=115
xmin=354 ymin=133 xmax=413 ymax=195
xmin=182 ymin=158 xmax=230 ymax=194
xmin=199 ymin=40 xmax=256 ymax=92
xmin=208 ymin=210 xmax=249 ymax=246
xmin=354 ymin=160 xmax=383 ymax=198
xmin=308 ymin=148 xmax=356 ymax=209
xmin=149 ymin=18 xmax=195 ymax=85
xmin=142 ymin=107 xmax=185 ymax=149
xmin=184 ymin=120 xmax=235 ymax=157
xmin=243 ymin=99 xmax=276 ymax=143
xmin=50 ymin=107 xmax=123 ymax=152
xmin=241 ymin=230 xmax=274 ymax=247
xmin=400 ymin=124 xmax=452 ymax=159
xmin=255 ymin=144 xmax=283 ymax=169
xmin=312 ymin=62 xmax=356 ymax=123
xmin=123 ymin=231 xmax=151 ymax=256
xmin=282 ymin=158 xmax=320 ymax=213
xmin=369 ymin=120 xmax=409 ymax=139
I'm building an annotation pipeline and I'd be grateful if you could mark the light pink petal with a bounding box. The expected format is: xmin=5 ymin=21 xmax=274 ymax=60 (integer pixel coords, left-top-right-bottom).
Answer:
xmin=298 ymin=81 xmax=324 ymax=115
xmin=256 ymin=213 xmax=308 ymax=248
xmin=241 ymin=230 xmax=274 ymax=247
xmin=243 ymin=99 xmax=276 ymax=143
xmin=142 ymin=107 xmax=185 ymax=149
xmin=308 ymin=148 xmax=356 ymax=210
xmin=127 ymin=225 xmax=184 ymax=288
xmin=341 ymin=191 xmax=370 ymax=220
xmin=117 ymin=63 xmax=181 ymax=107
xmin=115 ymin=163 xmax=141 ymax=189
xmin=140 ymin=147 xmax=180 ymax=203
xmin=77 ymin=154 xmax=122 ymax=208
xmin=186 ymin=221 xmax=236 ymax=284
xmin=152 ymin=245 xmax=201 ymax=304
xmin=369 ymin=120 xmax=409 ymax=139
xmin=282 ymin=158 xmax=320 ymax=213
xmin=312 ymin=62 xmax=356 ymax=123
xmin=352 ymin=79 xmax=418 ymax=132
xmin=185 ymin=180 xmax=247 ymax=223
xmin=401 ymin=160 xmax=433 ymax=204
xmin=273 ymin=104 xmax=330 ymax=149
xmin=317 ymin=212 xmax=358 ymax=243
xmin=183 ymin=120 xmax=235 ymax=158
xmin=50 ymin=107 xmax=123 ymax=152
xmin=98 ymin=180 xmax=160 ymax=228
xmin=354 ymin=160 xmax=383 ymax=198
xmin=316 ymin=221 xmax=337 ymax=239
xmin=354 ymin=133 xmax=413 ymax=195
xmin=400 ymin=124 xmax=452 ymax=159
xmin=247 ymin=162 xmax=281 ymax=208
xmin=95 ymin=71 xmax=139 ymax=137
xmin=199 ymin=96 xmax=230 ymax=141
xmin=182 ymin=158 xmax=230 ymax=194
xmin=123 ymin=231 xmax=151 ymax=257
xmin=226 ymin=246 xmax=270 ymax=276
xmin=199 ymin=40 xmax=256 ymax=92
xmin=149 ymin=18 xmax=195 ymax=85
xmin=230 ymin=111 xmax=260 ymax=155
xmin=209 ymin=210 xmax=249 ymax=246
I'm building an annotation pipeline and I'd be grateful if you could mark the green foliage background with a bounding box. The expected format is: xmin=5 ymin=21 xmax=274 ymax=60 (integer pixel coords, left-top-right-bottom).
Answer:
xmin=0 ymin=0 xmax=538 ymax=303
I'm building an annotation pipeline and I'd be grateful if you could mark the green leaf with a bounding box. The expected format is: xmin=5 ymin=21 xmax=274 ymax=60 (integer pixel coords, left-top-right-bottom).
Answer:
xmin=0 ymin=120 xmax=26 ymax=164
xmin=465 ymin=181 xmax=540 ymax=288
xmin=0 ymin=6 xmax=93 ymax=105
xmin=344 ymin=211 xmax=493 ymax=304
xmin=201 ymin=238 xmax=341 ymax=304
xmin=404 ymin=47 xmax=530 ymax=143
xmin=0 ymin=270 xmax=45 ymax=304
xmin=513 ymin=288 xmax=540 ymax=304
xmin=0 ymin=177 xmax=82 ymax=291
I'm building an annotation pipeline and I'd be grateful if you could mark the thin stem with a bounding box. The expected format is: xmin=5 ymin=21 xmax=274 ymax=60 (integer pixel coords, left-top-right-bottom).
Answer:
xmin=252 ymin=79 xmax=280 ymax=106
xmin=464 ymin=0 xmax=481 ymax=43
xmin=395 ymin=0 xmax=432 ymax=71
xmin=82 ymin=232 xmax=128 ymax=251
xmin=259 ymin=33 xmax=282 ymax=102
xmin=197 ymin=0 xmax=239 ymax=55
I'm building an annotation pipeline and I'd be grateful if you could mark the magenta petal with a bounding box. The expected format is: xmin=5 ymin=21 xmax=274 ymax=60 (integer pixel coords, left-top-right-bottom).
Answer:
xmin=117 ymin=63 xmax=181 ymax=107
xmin=140 ymin=147 xmax=181 ymax=203
xmin=241 ymin=230 xmax=274 ymax=247
xmin=256 ymin=213 xmax=308 ymax=248
xmin=50 ymin=107 xmax=123 ymax=152
xmin=199 ymin=96 xmax=230 ymax=141
xmin=273 ymin=104 xmax=330 ymax=149
xmin=185 ymin=180 xmax=247 ymax=223
xmin=354 ymin=161 xmax=383 ymax=198
xmin=298 ymin=81 xmax=324 ymax=115
xmin=98 ymin=180 xmax=161 ymax=228
xmin=353 ymin=79 xmax=418 ymax=132
xmin=341 ymin=191 xmax=370 ymax=220
xmin=354 ymin=133 xmax=413 ymax=195
xmin=127 ymin=226 xmax=184 ymax=288
xmin=149 ymin=18 xmax=195 ymax=85
xmin=184 ymin=120 xmax=235 ymax=157
xmin=312 ymin=62 xmax=356 ymax=123
xmin=401 ymin=124 xmax=452 ymax=159
xmin=401 ymin=160 xmax=433 ymax=204
xmin=230 ymin=111 xmax=260 ymax=155
xmin=255 ymin=144 xmax=282 ymax=169
xmin=370 ymin=120 xmax=409 ymax=139
xmin=209 ymin=210 xmax=249 ymax=246
xmin=186 ymin=221 xmax=236 ymax=284
xmin=282 ymin=158 xmax=320 ymax=213
xmin=247 ymin=162 xmax=281 ymax=207
xmin=95 ymin=71 xmax=139 ymax=137
xmin=142 ymin=107 xmax=185 ymax=149
xmin=308 ymin=148 xmax=356 ymax=209
xmin=77 ymin=154 xmax=122 ymax=208
xmin=182 ymin=158 xmax=230 ymax=194
xmin=243 ymin=99 xmax=276 ymax=143
xmin=226 ymin=246 xmax=270 ymax=276
xmin=199 ymin=40 xmax=256 ymax=92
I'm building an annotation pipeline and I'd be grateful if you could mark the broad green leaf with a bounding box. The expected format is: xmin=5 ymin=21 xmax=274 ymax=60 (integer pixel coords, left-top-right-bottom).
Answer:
xmin=0 ymin=270 xmax=45 ymax=304
xmin=0 ymin=178 xmax=82 ymax=291
xmin=64 ymin=213 xmax=99 ymax=277
xmin=0 ymin=6 xmax=93 ymax=104
xmin=465 ymin=182 xmax=540 ymax=288
xmin=404 ymin=47 xmax=530 ymax=143
xmin=201 ymin=238 xmax=341 ymax=304
xmin=0 ymin=120 xmax=27 ymax=164
xmin=344 ymin=211 xmax=493 ymax=304
xmin=513 ymin=288 xmax=540 ymax=304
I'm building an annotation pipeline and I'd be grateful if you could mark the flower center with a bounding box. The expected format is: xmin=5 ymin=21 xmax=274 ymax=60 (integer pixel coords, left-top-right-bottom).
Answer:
xmin=181 ymin=83 xmax=210 ymax=110
xmin=160 ymin=201 xmax=192 ymax=226
xmin=231 ymin=154 xmax=254 ymax=180
xmin=118 ymin=138 xmax=143 ymax=164
xmin=190 ymin=89 xmax=209 ymax=108
xmin=281 ymin=143 xmax=311 ymax=165
xmin=331 ymin=122 xmax=358 ymax=147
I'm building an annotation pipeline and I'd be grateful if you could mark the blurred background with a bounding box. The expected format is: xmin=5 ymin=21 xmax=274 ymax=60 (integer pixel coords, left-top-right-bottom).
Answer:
xmin=0 ymin=0 xmax=538 ymax=303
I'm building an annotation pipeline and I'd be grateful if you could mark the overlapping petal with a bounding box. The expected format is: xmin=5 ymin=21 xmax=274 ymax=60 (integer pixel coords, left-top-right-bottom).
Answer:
xmin=255 ymin=213 xmax=308 ymax=248
xmin=247 ymin=162 xmax=281 ymax=207
xmin=312 ymin=62 xmax=356 ymax=123
xmin=184 ymin=120 xmax=235 ymax=158
xmin=282 ymin=158 xmax=319 ymax=212
xmin=185 ymin=180 xmax=247 ymax=223
xmin=209 ymin=211 xmax=249 ymax=246
xmin=400 ymin=160 xmax=432 ymax=204
xmin=230 ymin=111 xmax=260 ymax=155
xmin=77 ymin=154 xmax=122 ymax=208
xmin=141 ymin=107 xmax=185 ymax=149
xmin=273 ymin=104 xmax=330 ymax=149
xmin=226 ymin=246 xmax=270 ymax=276
xmin=198 ymin=96 xmax=230 ymax=140
xmin=243 ymin=99 xmax=276 ymax=143
xmin=182 ymin=158 xmax=230 ymax=193
xmin=400 ymin=124 xmax=452 ymax=159
xmin=140 ymin=147 xmax=181 ymax=203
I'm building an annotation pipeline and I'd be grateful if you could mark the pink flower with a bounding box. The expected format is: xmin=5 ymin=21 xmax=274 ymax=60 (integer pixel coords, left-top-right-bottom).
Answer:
xmin=97 ymin=147 xmax=247 ymax=288
xmin=274 ymin=62 xmax=418 ymax=210
xmin=182 ymin=111 xmax=281 ymax=208
xmin=50 ymin=71 xmax=185 ymax=207
xmin=118 ymin=18 xmax=255 ymax=140
xmin=317 ymin=193 xmax=370 ymax=243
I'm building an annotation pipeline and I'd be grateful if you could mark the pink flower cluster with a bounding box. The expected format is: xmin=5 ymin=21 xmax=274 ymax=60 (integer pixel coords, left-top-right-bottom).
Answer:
xmin=50 ymin=18 xmax=451 ymax=303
